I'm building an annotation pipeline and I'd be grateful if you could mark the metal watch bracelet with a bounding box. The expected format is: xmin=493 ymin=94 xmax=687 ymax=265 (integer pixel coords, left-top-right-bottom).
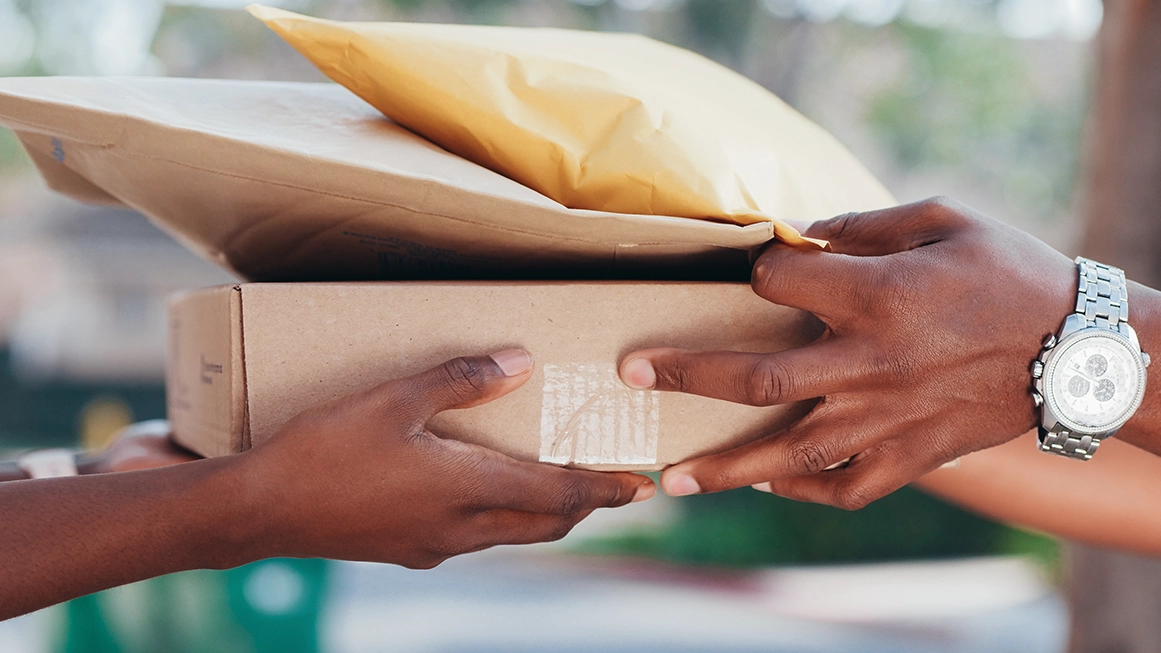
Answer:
xmin=1036 ymin=257 xmax=1128 ymax=460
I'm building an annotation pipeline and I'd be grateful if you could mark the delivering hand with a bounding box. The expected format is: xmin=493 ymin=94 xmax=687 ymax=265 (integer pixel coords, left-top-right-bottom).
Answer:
xmin=619 ymin=197 xmax=1079 ymax=509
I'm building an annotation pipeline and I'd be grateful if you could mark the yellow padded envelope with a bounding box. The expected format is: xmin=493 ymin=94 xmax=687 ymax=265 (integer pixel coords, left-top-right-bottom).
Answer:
xmin=249 ymin=5 xmax=895 ymax=248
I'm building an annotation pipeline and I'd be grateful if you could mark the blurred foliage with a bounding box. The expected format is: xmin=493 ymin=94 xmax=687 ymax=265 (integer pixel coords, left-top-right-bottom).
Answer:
xmin=377 ymin=0 xmax=518 ymax=23
xmin=0 ymin=128 xmax=28 ymax=171
xmin=577 ymin=485 xmax=1059 ymax=571
xmin=381 ymin=0 xmax=429 ymax=11
xmin=6 ymin=1 xmax=45 ymax=77
xmin=0 ymin=350 xmax=166 ymax=449
xmin=867 ymin=23 xmax=1087 ymax=220
xmin=683 ymin=0 xmax=757 ymax=65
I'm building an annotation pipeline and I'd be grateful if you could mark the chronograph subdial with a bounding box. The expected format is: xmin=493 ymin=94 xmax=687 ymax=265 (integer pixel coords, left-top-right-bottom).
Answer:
xmin=1044 ymin=332 xmax=1146 ymax=435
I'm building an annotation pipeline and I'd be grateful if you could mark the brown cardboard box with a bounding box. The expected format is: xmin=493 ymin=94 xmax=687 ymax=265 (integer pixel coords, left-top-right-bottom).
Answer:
xmin=169 ymin=282 xmax=822 ymax=470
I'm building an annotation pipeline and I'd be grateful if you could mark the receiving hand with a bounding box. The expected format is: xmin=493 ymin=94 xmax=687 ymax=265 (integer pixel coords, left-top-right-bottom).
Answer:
xmin=619 ymin=197 xmax=1076 ymax=509
xmin=0 ymin=350 xmax=656 ymax=621
xmin=241 ymin=350 xmax=655 ymax=568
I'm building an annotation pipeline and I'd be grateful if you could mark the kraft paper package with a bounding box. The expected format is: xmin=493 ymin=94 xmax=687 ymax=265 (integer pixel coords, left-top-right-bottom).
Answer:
xmin=0 ymin=12 xmax=894 ymax=282
xmin=249 ymin=5 xmax=895 ymax=244
xmin=0 ymin=77 xmax=772 ymax=282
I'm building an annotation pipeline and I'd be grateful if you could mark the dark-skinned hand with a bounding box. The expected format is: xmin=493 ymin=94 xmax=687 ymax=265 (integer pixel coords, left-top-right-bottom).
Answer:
xmin=0 ymin=350 xmax=655 ymax=620
xmin=619 ymin=197 xmax=1080 ymax=509
xmin=242 ymin=349 xmax=655 ymax=568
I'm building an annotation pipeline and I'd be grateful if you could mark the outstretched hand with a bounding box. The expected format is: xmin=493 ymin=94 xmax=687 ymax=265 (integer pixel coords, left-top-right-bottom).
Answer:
xmin=619 ymin=198 xmax=1078 ymax=509
xmin=0 ymin=350 xmax=656 ymax=620
xmin=243 ymin=350 xmax=655 ymax=568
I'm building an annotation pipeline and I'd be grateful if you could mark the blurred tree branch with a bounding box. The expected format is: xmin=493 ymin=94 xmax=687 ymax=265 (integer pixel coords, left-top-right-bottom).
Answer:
xmin=1078 ymin=0 xmax=1161 ymax=282
xmin=1070 ymin=0 xmax=1161 ymax=651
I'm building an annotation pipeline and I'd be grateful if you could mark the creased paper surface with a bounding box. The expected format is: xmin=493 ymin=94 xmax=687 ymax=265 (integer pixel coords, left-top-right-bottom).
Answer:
xmin=249 ymin=5 xmax=896 ymax=247
xmin=0 ymin=76 xmax=783 ymax=282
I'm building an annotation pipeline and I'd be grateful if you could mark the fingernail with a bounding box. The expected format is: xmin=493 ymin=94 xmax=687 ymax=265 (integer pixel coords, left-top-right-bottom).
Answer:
xmin=621 ymin=358 xmax=656 ymax=390
xmin=490 ymin=349 xmax=533 ymax=377
xmin=752 ymin=259 xmax=770 ymax=281
xmin=752 ymin=482 xmax=773 ymax=493
xmin=665 ymin=473 xmax=701 ymax=497
xmin=631 ymin=481 xmax=656 ymax=503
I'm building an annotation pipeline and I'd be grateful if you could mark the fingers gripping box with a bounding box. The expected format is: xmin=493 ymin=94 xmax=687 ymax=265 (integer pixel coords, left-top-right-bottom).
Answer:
xmin=168 ymin=282 xmax=822 ymax=471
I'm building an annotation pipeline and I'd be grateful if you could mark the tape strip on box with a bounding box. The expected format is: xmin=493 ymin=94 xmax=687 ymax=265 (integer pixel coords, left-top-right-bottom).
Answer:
xmin=539 ymin=363 xmax=660 ymax=466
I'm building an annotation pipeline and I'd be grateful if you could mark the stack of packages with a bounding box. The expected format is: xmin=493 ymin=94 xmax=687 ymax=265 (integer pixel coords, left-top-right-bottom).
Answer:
xmin=0 ymin=7 xmax=894 ymax=471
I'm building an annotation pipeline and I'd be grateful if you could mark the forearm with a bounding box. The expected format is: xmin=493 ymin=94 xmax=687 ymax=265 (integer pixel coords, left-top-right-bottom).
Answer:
xmin=915 ymin=431 xmax=1161 ymax=556
xmin=0 ymin=456 xmax=265 ymax=620
xmin=1114 ymin=280 xmax=1161 ymax=454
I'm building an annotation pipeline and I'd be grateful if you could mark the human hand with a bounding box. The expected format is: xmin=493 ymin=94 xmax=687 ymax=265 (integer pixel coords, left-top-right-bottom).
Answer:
xmin=84 ymin=421 xmax=201 ymax=474
xmin=237 ymin=350 xmax=655 ymax=568
xmin=619 ymin=198 xmax=1077 ymax=509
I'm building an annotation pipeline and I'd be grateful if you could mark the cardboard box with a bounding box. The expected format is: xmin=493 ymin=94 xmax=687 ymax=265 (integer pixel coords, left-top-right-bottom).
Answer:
xmin=168 ymin=282 xmax=822 ymax=471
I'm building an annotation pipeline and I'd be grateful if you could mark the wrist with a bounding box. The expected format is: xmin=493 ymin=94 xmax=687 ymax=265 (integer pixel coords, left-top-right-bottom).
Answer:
xmin=1111 ymin=281 xmax=1161 ymax=447
xmin=1017 ymin=252 xmax=1080 ymax=427
xmin=223 ymin=449 xmax=307 ymax=562
xmin=167 ymin=455 xmax=279 ymax=570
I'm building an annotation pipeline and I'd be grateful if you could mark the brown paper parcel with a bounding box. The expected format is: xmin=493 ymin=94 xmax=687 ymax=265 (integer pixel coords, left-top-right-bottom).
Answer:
xmin=249 ymin=6 xmax=895 ymax=242
xmin=0 ymin=76 xmax=805 ymax=282
xmin=168 ymin=282 xmax=823 ymax=470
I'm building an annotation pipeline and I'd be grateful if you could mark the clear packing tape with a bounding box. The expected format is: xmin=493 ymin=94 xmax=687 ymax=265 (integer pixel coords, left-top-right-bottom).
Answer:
xmin=249 ymin=5 xmax=896 ymax=249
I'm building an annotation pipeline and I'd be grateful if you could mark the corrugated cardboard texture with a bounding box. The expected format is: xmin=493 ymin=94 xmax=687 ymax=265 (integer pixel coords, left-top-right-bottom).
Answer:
xmin=0 ymin=76 xmax=782 ymax=283
xmin=169 ymin=282 xmax=823 ymax=471
xmin=166 ymin=285 xmax=247 ymax=458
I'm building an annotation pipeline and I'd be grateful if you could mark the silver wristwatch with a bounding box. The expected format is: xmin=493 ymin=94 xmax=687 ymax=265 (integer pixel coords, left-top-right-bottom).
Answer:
xmin=1032 ymin=257 xmax=1151 ymax=460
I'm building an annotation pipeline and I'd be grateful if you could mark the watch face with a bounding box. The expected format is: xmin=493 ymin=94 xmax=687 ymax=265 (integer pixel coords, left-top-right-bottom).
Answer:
xmin=1046 ymin=331 xmax=1147 ymax=434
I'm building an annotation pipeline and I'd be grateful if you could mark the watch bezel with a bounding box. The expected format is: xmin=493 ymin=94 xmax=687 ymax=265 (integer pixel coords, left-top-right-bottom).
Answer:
xmin=1043 ymin=328 xmax=1148 ymax=435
